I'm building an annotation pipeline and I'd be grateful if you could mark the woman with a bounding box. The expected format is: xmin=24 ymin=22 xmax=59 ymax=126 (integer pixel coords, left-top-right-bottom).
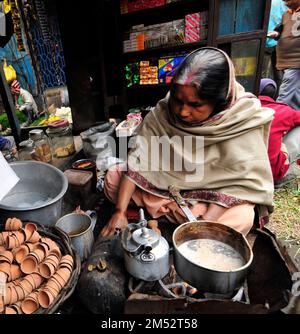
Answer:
xmin=0 ymin=132 xmax=15 ymax=153
xmin=259 ymin=78 xmax=300 ymax=187
xmin=101 ymin=47 xmax=275 ymax=237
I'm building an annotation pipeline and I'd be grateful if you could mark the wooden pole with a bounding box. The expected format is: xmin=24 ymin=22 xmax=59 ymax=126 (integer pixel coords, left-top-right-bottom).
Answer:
xmin=0 ymin=59 xmax=21 ymax=145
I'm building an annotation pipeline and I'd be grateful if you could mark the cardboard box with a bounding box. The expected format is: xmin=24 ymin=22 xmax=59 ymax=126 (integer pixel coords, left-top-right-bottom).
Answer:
xmin=158 ymin=56 xmax=186 ymax=84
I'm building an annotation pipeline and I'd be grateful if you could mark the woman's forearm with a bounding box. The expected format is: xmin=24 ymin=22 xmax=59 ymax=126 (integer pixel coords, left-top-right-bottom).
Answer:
xmin=114 ymin=175 xmax=136 ymax=213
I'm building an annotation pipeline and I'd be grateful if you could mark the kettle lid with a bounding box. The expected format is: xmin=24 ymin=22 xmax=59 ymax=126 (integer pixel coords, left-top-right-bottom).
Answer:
xmin=132 ymin=227 xmax=159 ymax=248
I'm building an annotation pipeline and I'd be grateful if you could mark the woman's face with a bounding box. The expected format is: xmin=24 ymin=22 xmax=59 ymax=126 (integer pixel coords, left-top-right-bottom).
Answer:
xmin=170 ymin=85 xmax=215 ymax=123
xmin=283 ymin=0 xmax=300 ymax=10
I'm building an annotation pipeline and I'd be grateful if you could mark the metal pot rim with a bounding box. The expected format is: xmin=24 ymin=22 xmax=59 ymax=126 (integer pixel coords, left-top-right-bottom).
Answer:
xmin=0 ymin=161 xmax=68 ymax=211
xmin=172 ymin=221 xmax=254 ymax=273
xmin=55 ymin=213 xmax=93 ymax=237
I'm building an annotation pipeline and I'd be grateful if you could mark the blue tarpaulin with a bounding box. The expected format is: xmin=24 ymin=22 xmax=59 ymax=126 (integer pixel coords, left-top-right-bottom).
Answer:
xmin=0 ymin=34 xmax=37 ymax=95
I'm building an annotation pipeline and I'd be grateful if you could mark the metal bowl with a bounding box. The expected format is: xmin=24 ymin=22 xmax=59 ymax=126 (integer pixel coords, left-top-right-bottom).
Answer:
xmin=172 ymin=221 xmax=253 ymax=295
xmin=0 ymin=161 xmax=68 ymax=227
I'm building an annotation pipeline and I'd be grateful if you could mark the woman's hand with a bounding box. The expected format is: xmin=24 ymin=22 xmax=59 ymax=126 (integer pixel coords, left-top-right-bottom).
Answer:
xmin=281 ymin=142 xmax=290 ymax=166
xmin=100 ymin=174 xmax=136 ymax=237
xmin=100 ymin=210 xmax=128 ymax=237
xmin=267 ymin=31 xmax=280 ymax=39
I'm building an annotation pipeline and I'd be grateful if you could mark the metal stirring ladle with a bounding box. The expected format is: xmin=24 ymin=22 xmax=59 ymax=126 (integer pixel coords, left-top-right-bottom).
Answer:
xmin=168 ymin=185 xmax=198 ymax=222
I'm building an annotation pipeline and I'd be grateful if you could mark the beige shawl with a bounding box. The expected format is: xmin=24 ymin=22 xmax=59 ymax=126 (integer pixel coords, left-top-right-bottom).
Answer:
xmin=127 ymin=53 xmax=274 ymax=217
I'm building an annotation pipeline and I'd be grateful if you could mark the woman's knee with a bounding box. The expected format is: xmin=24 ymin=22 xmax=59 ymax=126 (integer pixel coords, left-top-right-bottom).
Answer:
xmin=103 ymin=165 xmax=124 ymax=203
xmin=217 ymin=204 xmax=255 ymax=235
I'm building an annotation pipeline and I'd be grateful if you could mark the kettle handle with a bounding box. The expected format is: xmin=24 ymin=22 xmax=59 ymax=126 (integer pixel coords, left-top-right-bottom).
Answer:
xmin=86 ymin=210 xmax=97 ymax=231
xmin=121 ymin=223 xmax=142 ymax=253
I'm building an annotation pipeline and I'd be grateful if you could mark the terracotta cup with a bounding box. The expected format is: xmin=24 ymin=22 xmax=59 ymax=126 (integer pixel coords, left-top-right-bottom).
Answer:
xmin=51 ymin=274 xmax=64 ymax=289
xmin=24 ymin=223 xmax=37 ymax=235
xmin=5 ymin=307 xmax=18 ymax=314
xmin=15 ymin=285 xmax=25 ymax=303
xmin=38 ymin=290 xmax=54 ymax=309
xmin=10 ymin=264 xmax=22 ymax=281
xmin=21 ymin=255 xmax=38 ymax=275
xmin=11 ymin=218 xmax=23 ymax=231
xmin=13 ymin=231 xmax=25 ymax=245
xmin=0 ymin=251 xmax=13 ymax=264
xmin=19 ymin=279 xmax=34 ymax=295
xmin=39 ymin=262 xmax=55 ymax=279
xmin=47 ymin=278 xmax=61 ymax=294
xmin=14 ymin=245 xmax=30 ymax=264
xmin=23 ymin=275 xmax=36 ymax=291
xmin=30 ymin=273 xmax=44 ymax=289
xmin=21 ymin=292 xmax=40 ymax=314
xmin=28 ymin=231 xmax=41 ymax=244
xmin=34 ymin=243 xmax=49 ymax=258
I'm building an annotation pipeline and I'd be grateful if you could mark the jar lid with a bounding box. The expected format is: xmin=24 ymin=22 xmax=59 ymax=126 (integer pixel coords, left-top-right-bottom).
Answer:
xmin=29 ymin=129 xmax=44 ymax=140
xmin=48 ymin=119 xmax=69 ymax=128
xmin=19 ymin=139 xmax=34 ymax=148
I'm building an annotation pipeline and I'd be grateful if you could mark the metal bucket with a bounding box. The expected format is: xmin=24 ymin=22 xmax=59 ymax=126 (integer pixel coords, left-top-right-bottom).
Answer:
xmin=173 ymin=221 xmax=253 ymax=295
xmin=0 ymin=161 xmax=68 ymax=227
xmin=56 ymin=211 xmax=97 ymax=262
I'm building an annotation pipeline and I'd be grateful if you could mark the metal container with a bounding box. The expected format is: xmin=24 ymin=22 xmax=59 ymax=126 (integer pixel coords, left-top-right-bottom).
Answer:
xmin=121 ymin=209 xmax=170 ymax=282
xmin=56 ymin=211 xmax=97 ymax=262
xmin=29 ymin=129 xmax=53 ymax=163
xmin=18 ymin=140 xmax=35 ymax=161
xmin=0 ymin=161 xmax=68 ymax=227
xmin=173 ymin=221 xmax=253 ymax=295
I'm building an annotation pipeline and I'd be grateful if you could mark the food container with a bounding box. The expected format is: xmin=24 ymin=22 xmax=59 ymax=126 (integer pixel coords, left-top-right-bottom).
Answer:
xmin=72 ymin=159 xmax=97 ymax=191
xmin=18 ymin=140 xmax=35 ymax=161
xmin=46 ymin=120 xmax=75 ymax=158
xmin=56 ymin=211 xmax=97 ymax=262
xmin=29 ymin=129 xmax=52 ymax=163
xmin=0 ymin=161 xmax=68 ymax=227
xmin=63 ymin=169 xmax=93 ymax=209
xmin=172 ymin=221 xmax=253 ymax=295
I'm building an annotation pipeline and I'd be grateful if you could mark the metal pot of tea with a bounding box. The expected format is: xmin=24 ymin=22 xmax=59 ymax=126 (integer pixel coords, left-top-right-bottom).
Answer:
xmin=169 ymin=185 xmax=253 ymax=295
xmin=121 ymin=209 xmax=170 ymax=282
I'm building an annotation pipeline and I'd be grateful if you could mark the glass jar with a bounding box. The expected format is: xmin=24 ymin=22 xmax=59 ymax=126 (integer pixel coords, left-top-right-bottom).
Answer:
xmin=29 ymin=129 xmax=53 ymax=163
xmin=46 ymin=120 xmax=75 ymax=158
xmin=18 ymin=140 xmax=35 ymax=161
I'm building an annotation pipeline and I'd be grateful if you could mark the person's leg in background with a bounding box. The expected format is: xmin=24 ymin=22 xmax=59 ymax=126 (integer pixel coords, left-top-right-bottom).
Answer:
xmin=274 ymin=127 xmax=300 ymax=188
xmin=283 ymin=126 xmax=300 ymax=175
xmin=277 ymin=69 xmax=300 ymax=110
xmin=21 ymin=105 xmax=35 ymax=126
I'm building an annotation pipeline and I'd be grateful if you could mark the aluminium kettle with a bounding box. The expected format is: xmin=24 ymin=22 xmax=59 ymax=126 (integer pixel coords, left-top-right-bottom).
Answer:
xmin=121 ymin=209 xmax=170 ymax=281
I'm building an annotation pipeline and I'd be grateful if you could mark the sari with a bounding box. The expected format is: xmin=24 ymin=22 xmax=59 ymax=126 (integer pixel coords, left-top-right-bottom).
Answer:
xmin=105 ymin=49 xmax=275 ymax=235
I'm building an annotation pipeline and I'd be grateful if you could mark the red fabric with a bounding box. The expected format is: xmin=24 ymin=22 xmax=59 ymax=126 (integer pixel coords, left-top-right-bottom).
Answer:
xmin=11 ymin=80 xmax=20 ymax=93
xmin=259 ymin=96 xmax=300 ymax=181
xmin=126 ymin=208 xmax=140 ymax=220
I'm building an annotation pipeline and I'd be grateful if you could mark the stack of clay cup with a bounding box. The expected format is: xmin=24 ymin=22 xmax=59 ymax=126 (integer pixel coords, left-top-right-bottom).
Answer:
xmin=0 ymin=218 xmax=74 ymax=314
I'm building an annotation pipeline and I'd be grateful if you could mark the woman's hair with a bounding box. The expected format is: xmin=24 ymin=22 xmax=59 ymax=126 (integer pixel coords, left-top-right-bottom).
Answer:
xmin=170 ymin=48 xmax=230 ymax=114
